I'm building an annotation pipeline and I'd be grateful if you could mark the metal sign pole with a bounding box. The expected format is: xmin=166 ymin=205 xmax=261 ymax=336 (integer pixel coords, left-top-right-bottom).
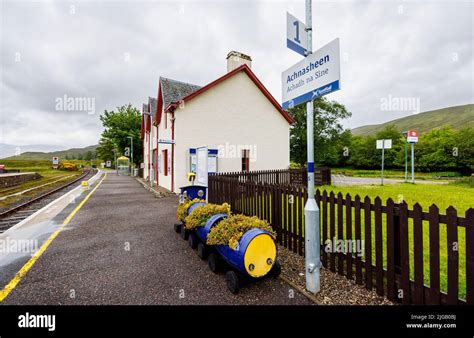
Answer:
xmin=381 ymin=140 xmax=385 ymax=186
xmin=304 ymin=0 xmax=320 ymax=294
xmin=411 ymin=143 xmax=415 ymax=184
xmin=405 ymin=141 xmax=408 ymax=183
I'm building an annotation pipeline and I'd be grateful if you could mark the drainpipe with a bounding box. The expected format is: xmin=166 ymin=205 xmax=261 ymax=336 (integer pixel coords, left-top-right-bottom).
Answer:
xmin=171 ymin=111 xmax=175 ymax=193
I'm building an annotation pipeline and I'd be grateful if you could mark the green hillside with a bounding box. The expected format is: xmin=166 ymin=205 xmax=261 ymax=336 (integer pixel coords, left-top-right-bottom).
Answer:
xmin=352 ymin=104 xmax=474 ymax=136
xmin=4 ymin=145 xmax=98 ymax=160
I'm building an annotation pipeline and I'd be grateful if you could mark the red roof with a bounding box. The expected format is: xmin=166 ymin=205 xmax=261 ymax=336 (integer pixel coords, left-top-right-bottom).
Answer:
xmin=164 ymin=64 xmax=294 ymax=124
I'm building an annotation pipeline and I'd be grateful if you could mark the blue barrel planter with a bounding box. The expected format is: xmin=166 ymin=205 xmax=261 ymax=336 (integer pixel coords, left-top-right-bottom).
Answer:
xmin=216 ymin=228 xmax=277 ymax=279
xmin=195 ymin=213 xmax=228 ymax=242
xmin=180 ymin=185 xmax=207 ymax=200
xmin=186 ymin=202 xmax=206 ymax=216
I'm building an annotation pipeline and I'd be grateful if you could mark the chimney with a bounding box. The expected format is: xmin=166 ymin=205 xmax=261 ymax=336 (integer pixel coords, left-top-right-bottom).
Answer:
xmin=226 ymin=51 xmax=252 ymax=72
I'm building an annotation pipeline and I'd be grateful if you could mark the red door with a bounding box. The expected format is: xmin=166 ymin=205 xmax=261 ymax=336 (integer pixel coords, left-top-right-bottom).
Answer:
xmin=163 ymin=149 xmax=168 ymax=176
xmin=153 ymin=149 xmax=158 ymax=183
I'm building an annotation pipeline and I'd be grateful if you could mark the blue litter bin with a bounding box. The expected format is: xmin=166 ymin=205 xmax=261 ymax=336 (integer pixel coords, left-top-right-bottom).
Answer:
xmin=179 ymin=185 xmax=207 ymax=200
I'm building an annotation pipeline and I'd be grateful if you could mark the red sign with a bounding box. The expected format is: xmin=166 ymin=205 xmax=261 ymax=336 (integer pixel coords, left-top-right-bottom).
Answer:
xmin=407 ymin=130 xmax=419 ymax=143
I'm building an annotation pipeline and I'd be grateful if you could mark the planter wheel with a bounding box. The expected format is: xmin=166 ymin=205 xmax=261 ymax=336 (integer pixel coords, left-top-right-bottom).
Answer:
xmin=208 ymin=253 xmax=219 ymax=273
xmin=188 ymin=232 xmax=198 ymax=249
xmin=270 ymin=260 xmax=281 ymax=278
xmin=197 ymin=243 xmax=207 ymax=260
xmin=180 ymin=227 xmax=189 ymax=240
xmin=226 ymin=271 xmax=240 ymax=294
xmin=174 ymin=223 xmax=182 ymax=233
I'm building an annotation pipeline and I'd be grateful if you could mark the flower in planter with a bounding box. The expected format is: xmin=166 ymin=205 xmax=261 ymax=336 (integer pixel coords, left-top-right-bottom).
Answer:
xmin=206 ymin=214 xmax=276 ymax=249
xmin=184 ymin=203 xmax=231 ymax=230
xmin=176 ymin=198 xmax=205 ymax=222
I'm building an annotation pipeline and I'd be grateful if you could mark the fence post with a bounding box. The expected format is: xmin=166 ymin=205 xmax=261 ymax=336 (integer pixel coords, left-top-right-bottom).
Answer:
xmin=394 ymin=208 xmax=401 ymax=274
xmin=466 ymin=208 xmax=474 ymax=305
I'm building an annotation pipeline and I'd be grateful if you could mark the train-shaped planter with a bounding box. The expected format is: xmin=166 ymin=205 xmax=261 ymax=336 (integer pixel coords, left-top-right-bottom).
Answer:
xmin=174 ymin=202 xmax=281 ymax=294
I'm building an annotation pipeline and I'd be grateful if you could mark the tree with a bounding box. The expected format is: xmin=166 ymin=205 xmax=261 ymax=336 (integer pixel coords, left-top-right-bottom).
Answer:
xmin=288 ymin=97 xmax=351 ymax=167
xmin=99 ymin=104 xmax=142 ymax=165
xmin=453 ymin=127 xmax=474 ymax=174
xmin=96 ymin=138 xmax=117 ymax=162
xmin=85 ymin=151 xmax=93 ymax=161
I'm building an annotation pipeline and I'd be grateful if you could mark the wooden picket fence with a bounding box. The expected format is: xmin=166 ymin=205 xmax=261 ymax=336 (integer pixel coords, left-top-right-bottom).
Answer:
xmin=208 ymin=173 xmax=473 ymax=305
xmin=214 ymin=167 xmax=331 ymax=186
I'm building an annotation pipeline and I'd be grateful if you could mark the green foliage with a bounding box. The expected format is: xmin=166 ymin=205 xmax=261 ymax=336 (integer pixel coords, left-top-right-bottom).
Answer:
xmin=96 ymin=137 xmax=117 ymax=163
xmin=288 ymin=96 xmax=351 ymax=167
xmin=176 ymin=198 xmax=205 ymax=222
xmin=184 ymin=203 xmax=231 ymax=230
xmin=451 ymin=176 xmax=474 ymax=188
xmin=99 ymin=104 xmax=142 ymax=165
xmin=207 ymin=214 xmax=276 ymax=250
xmin=337 ymin=125 xmax=474 ymax=173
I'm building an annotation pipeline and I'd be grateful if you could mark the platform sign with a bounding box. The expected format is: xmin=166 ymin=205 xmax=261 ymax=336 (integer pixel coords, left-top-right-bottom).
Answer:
xmin=287 ymin=12 xmax=308 ymax=57
xmin=282 ymin=38 xmax=340 ymax=109
xmin=158 ymin=139 xmax=176 ymax=145
xmin=376 ymin=139 xmax=392 ymax=185
xmin=407 ymin=130 xmax=419 ymax=143
xmin=196 ymin=147 xmax=208 ymax=199
xmin=376 ymin=139 xmax=392 ymax=149
xmin=52 ymin=156 xmax=59 ymax=169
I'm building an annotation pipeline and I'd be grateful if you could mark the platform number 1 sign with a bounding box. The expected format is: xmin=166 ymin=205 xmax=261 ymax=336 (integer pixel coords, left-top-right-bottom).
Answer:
xmin=287 ymin=12 xmax=308 ymax=57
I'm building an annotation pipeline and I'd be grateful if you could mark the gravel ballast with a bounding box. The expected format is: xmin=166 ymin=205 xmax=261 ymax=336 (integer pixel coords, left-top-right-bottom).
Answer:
xmin=278 ymin=246 xmax=394 ymax=305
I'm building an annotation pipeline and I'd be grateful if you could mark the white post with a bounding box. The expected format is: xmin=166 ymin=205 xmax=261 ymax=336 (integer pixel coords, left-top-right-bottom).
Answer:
xmin=381 ymin=140 xmax=385 ymax=186
xmin=304 ymin=0 xmax=321 ymax=294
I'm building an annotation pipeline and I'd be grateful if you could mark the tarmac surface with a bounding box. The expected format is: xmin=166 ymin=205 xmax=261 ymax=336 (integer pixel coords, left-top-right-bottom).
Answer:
xmin=1 ymin=173 xmax=312 ymax=305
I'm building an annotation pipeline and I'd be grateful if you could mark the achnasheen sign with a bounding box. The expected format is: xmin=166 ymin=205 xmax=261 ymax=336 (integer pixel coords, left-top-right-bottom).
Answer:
xmin=282 ymin=38 xmax=340 ymax=110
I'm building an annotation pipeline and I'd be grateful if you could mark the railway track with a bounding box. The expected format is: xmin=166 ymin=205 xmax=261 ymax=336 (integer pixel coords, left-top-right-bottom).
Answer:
xmin=0 ymin=169 xmax=97 ymax=233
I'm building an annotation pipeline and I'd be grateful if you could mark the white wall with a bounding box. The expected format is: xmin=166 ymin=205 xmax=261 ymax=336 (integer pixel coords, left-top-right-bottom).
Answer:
xmin=173 ymin=71 xmax=290 ymax=192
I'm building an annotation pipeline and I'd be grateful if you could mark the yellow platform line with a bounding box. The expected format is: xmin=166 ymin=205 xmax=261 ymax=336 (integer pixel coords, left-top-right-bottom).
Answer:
xmin=0 ymin=173 xmax=107 ymax=302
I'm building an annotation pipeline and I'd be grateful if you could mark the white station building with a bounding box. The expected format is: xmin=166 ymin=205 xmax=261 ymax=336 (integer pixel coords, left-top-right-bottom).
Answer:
xmin=141 ymin=51 xmax=293 ymax=193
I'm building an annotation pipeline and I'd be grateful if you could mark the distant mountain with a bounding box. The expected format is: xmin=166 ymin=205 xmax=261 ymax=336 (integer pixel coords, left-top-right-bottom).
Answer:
xmin=352 ymin=104 xmax=474 ymax=136
xmin=2 ymin=145 xmax=98 ymax=160
xmin=0 ymin=143 xmax=67 ymax=159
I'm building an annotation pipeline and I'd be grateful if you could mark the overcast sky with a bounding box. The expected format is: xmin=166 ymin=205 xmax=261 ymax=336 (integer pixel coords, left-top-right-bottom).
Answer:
xmin=1 ymin=0 xmax=472 ymax=149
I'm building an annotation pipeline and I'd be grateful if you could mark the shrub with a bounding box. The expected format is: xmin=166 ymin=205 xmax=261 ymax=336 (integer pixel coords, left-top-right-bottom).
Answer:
xmin=207 ymin=214 xmax=276 ymax=250
xmin=176 ymin=198 xmax=205 ymax=222
xmin=58 ymin=161 xmax=78 ymax=171
xmin=184 ymin=203 xmax=231 ymax=230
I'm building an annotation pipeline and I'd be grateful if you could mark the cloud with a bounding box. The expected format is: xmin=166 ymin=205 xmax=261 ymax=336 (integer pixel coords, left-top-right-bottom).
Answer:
xmin=1 ymin=0 xmax=472 ymax=148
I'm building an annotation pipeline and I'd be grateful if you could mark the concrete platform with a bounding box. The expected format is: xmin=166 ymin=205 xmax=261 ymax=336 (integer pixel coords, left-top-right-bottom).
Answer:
xmin=0 ymin=172 xmax=41 ymax=188
xmin=0 ymin=172 xmax=312 ymax=305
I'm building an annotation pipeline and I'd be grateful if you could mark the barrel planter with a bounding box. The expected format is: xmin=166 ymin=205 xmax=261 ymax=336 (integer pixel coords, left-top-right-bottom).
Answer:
xmin=216 ymin=228 xmax=277 ymax=279
xmin=174 ymin=202 xmax=281 ymax=294
xmin=176 ymin=201 xmax=207 ymax=240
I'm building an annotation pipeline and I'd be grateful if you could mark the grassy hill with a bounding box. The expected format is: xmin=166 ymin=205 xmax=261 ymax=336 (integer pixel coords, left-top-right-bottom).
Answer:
xmin=3 ymin=145 xmax=98 ymax=160
xmin=352 ymin=104 xmax=474 ymax=136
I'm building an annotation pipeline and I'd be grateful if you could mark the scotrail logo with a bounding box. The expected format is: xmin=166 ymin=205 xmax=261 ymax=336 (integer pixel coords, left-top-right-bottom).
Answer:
xmin=312 ymin=85 xmax=332 ymax=98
